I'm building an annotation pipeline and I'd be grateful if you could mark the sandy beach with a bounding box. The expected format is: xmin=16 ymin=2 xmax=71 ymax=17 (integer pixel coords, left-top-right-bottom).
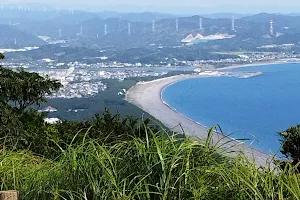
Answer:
xmin=125 ymin=73 xmax=276 ymax=167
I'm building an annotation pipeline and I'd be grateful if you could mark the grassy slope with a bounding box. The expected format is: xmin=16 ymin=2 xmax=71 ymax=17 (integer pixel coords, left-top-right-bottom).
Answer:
xmin=0 ymin=127 xmax=299 ymax=200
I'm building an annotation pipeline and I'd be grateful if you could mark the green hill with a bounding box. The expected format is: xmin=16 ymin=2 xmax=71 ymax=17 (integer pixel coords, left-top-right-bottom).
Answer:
xmin=0 ymin=24 xmax=46 ymax=47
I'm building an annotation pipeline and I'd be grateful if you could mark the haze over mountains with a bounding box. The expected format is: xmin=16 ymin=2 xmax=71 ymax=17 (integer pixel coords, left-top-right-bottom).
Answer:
xmin=2 ymin=2 xmax=300 ymax=14
xmin=1 ymin=9 xmax=300 ymax=45
xmin=2 ymin=6 xmax=300 ymax=64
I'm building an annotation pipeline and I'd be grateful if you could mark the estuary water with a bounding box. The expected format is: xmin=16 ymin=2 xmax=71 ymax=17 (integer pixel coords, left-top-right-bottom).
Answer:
xmin=162 ymin=63 xmax=300 ymax=155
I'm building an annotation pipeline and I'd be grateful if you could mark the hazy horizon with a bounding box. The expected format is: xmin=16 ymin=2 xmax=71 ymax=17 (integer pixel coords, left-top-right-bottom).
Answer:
xmin=2 ymin=0 xmax=300 ymax=14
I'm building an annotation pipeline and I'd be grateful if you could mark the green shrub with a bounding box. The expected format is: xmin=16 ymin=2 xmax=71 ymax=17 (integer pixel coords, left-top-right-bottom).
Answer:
xmin=279 ymin=125 xmax=300 ymax=166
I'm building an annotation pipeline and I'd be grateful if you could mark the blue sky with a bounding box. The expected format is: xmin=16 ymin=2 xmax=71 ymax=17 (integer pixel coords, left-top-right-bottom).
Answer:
xmin=3 ymin=0 xmax=300 ymax=5
xmin=2 ymin=0 xmax=300 ymax=14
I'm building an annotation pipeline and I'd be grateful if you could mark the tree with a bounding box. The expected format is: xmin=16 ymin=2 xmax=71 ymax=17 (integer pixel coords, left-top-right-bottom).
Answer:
xmin=0 ymin=53 xmax=4 ymax=60
xmin=279 ymin=125 xmax=300 ymax=165
xmin=0 ymin=65 xmax=62 ymax=111
xmin=0 ymin=53 xmax=163 ymax=158
xmin=0 ymin=53 xmax=62 ymax=153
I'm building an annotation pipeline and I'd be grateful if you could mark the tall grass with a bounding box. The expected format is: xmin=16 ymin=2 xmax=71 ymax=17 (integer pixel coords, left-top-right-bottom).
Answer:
xmin=0 ymin=126 xmax=299 ymax=200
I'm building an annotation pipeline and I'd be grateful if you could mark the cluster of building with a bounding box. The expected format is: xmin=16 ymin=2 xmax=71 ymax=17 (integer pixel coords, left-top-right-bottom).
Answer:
xmin=24 ymin=67 xmax=163 ymax=99
xmin=31 ymin=68 xmax=106 ymax=98
xmin=49 ymin=81 xmax=107 ymax=99
xmin=2 ymin=49 xmax=300 ymax=100
xmin=187 ymin=51 xmax=300 ymax=66
xmin=0 ymin=59 xmax=164 ymax=71
xmin=2 ymin=49 xmax=299 ymax=71
xmin=54 ymin=61 xmax=162 ymax=68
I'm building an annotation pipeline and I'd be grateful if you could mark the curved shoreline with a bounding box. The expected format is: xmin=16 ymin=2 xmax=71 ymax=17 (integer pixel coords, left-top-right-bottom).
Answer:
xmin=125 ymin=74 xmax=275 ymax=167
xmin=160 ymin=78 xmax=212 ymax=131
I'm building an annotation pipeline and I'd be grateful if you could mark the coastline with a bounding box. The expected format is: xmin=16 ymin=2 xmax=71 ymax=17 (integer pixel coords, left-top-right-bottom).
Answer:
xmin=125 ymin=72 xmax=276 ymax=167
xmin=215 ymin=58 xmax=300 ymax=71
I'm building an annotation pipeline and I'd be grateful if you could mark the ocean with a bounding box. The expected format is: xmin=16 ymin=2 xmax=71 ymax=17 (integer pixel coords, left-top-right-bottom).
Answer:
xmin=162 ymin=63 xmax=300 ymax=155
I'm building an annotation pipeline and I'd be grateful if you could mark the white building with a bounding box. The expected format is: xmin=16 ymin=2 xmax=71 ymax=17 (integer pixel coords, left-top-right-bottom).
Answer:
xmin=44 ymin=118 xmax=61 ymax=124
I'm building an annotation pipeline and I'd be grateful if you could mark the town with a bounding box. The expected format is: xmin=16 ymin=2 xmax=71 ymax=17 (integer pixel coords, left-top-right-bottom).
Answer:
xmin=1 ymin=50 xmax=299 ymax=99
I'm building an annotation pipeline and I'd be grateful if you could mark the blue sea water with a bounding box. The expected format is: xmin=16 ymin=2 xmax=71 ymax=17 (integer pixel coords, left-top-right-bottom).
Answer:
xmin=162 ymin=63 xmax=300 ymax=155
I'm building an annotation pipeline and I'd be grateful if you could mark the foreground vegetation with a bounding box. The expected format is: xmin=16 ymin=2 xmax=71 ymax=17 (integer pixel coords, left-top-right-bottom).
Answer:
xmin=0 ymin=127 xmax=299 ymax=200
xmin=0 ymin=53 xmax=300 ymax=199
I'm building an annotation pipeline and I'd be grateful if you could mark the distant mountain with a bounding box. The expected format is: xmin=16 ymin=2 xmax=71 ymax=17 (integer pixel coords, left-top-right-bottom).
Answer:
xmin=38 ymin=13 xmax=300 ymax=48
xmin=201 ymin=13 xmax=250 ymax=19
xmin=46 ymin=12 xmax=98 ymax=25
xmin=241 ymin=13 xmax=300 ymax=24
xmin=287 ymin=13 xmax=300 ymax=16
xmin=274 ymin=33 xmax=300 ymax=44
xmin=0 ymin=9 xmax=61 ymax=22
xmin=1 ymin=10 xmax=300 ymax=51
xmin=0 ymin=10 xmax=177 ymax=39
xmin=0 ymin=9 xmax=176 ymax=24
xmin=242 ymin=13 xmax=300 ymax=34
xmin=0 ymin=25 xmax=46 ymax=47
xmin=96 ymin=11 xmax=177 ymax=22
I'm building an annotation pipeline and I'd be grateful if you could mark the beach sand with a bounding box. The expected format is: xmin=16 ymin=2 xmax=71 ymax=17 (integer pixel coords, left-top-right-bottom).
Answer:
xmin=125 ymin=74 xmax=275 ymax=167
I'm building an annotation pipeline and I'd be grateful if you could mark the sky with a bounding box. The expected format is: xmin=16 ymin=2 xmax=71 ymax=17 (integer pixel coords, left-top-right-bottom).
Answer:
xmin=2 ymin=0 xmax=300 ymax=14
xmin=1 ymin=0 xmax=300 ymax=6
xmin=3 ymin=0 xmax=300 ymax=5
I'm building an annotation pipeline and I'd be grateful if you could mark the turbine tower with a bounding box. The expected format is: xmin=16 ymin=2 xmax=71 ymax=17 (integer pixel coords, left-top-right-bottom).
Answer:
xmin=104 ymin=24 xmax=107 ymax=35
xmin=231 ymin=16 xmax=235 ymax=31
xmin=80 ymin=26 xmax=83 ymax=35
xmin=176 ymin=19 xmax=179 ymax=31
xmin=152 ymin=20 xmax=155 ymax=32
xmin=270 ymin=20 xmax=274 ymax=36
xmin=118 ymin=17 xmax=121 ymax=31
xmin=14 ymin=38 xmax=17 ymax=45
xmin=128 ymin=22 xmax=131 ymax=36
xmin=58 ymin=29 xmax=62 ymax=38
xmin=199 ymin=17 xmax=203 ymax=30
